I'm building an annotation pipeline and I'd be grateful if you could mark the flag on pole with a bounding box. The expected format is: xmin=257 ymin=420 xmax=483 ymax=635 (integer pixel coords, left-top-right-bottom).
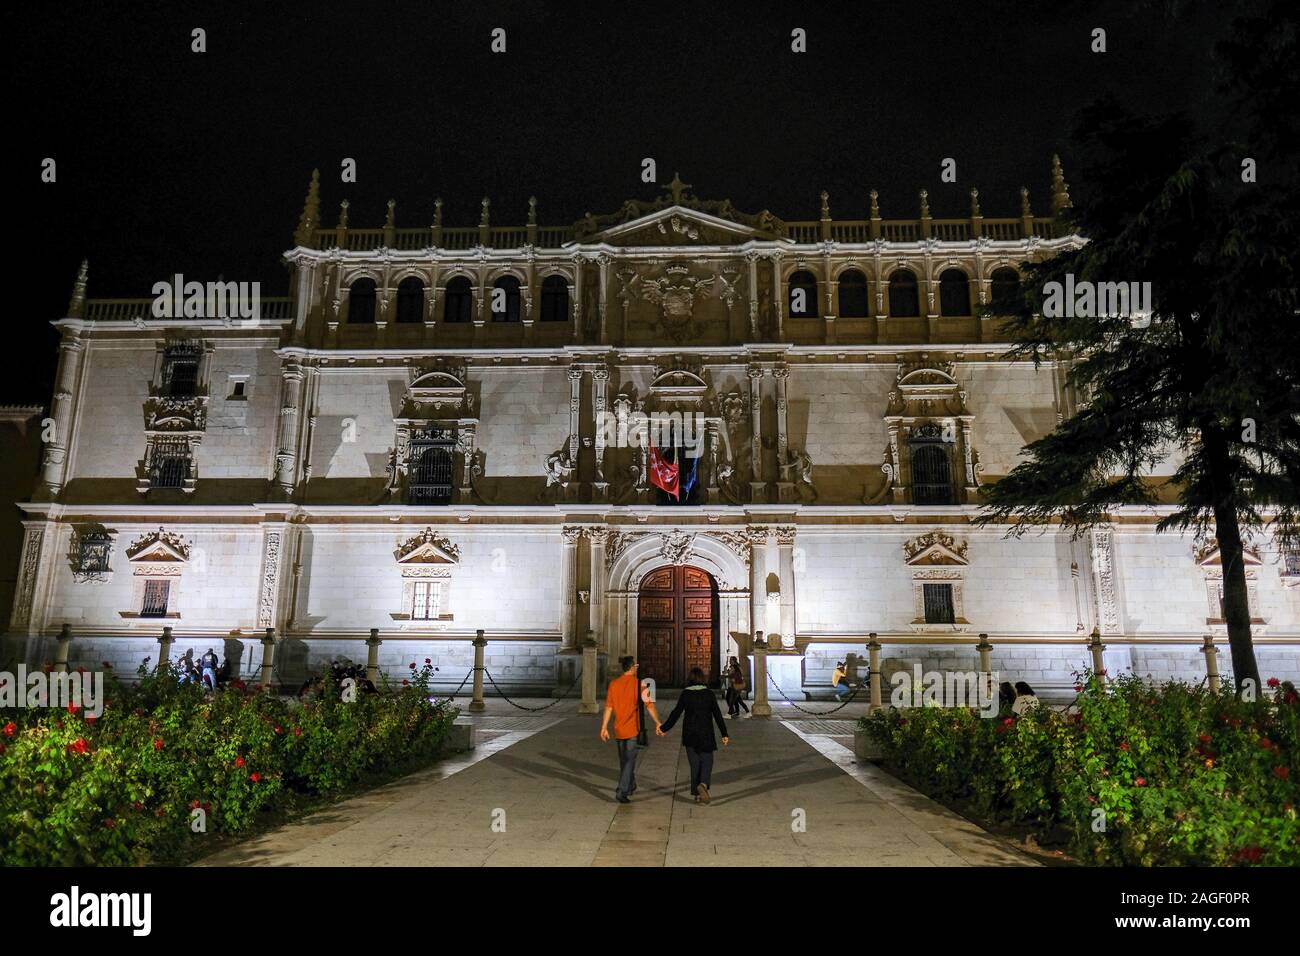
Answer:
xmin=649 ymin=444 xmax=679 ymax=499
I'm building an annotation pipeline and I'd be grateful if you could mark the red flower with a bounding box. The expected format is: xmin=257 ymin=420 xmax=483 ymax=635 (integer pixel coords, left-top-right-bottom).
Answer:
xmin=292 ymin=726 xmax=302 ymax=737
xmin=273 ymin=725 xmax=283 ymax=734
xmin=249 ymin=772 xmax=261 ymax=783
xmin=1259 ymin=738 xmax=1275 ymax=751
xmin=66 ymin=703 xmax=80 ymax=714
xmin=67 ymin=738 xmax=89 ymax=755
xmin=1086 ymin=794 xmax=1097 ymax=804
xmin=234 ymin=756 xmax=246 ymax=768
xmin=1119 ymin=741 xmax=1130 ymax=751
xmin=1274 ymin=766 xmax=1290 ymax=780
xmin=1198 ymin=734 xmax=1212 ymax=744
xmin=0 ymin=743 xmax=6 ymax=755
xmin=190 ymin=800 xmax=201 ymax=809
xmin=1267 ymin=677 xmax=1280 ymax=688
xmin=153 ymin=737 xmax=165 ymax=750
xmin=2 ymin=722 xmax=15 ymax=737
xmin=402 ymin=679 xmax=410 ymax=686
xmin=1074 ymin=685 xmax=1083 ymax=693
xmin=1235 ymin=846 xmax=1264 ymax=864
xmin=1134 ymin=777 xmax=1147 ymax=787
xmin=133 ymin=801 xmax=144 ymax=811
xmin=86 ymin=715 xmax=98 ymax=726
xmin=103 ymin=818 xmax=116 ymax=829
xmin=409 ymin=662 xmax=417 ymax=670
xmin=1002 ymin=717 xmax=1015 ymax=727
xmin=424 ymin=658 xmax=432 ymax=665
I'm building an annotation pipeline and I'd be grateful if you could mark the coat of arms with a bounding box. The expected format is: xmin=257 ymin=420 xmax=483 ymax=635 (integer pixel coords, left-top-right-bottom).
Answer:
xmin=627 ymin=266 xmax=716 ymax=342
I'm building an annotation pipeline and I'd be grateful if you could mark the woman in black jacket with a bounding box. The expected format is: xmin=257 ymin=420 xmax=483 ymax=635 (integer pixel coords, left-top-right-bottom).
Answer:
xmin=656 ymin=667 xmax=730 ymax=803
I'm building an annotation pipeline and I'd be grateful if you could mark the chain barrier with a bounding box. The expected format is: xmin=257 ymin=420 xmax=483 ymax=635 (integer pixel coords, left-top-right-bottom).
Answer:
xmin=765 ymin=669 xmax=869 ymax=716
xmin=440 ymin=668 xmax=475 ymax=700
xmin=480 ymin=666 xmax=583 ymax=712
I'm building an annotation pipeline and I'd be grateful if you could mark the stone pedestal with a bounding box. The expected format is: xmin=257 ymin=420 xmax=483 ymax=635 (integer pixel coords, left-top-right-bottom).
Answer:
xmin=750 ymin=633 xmax=772 ymax=717
xmin=470 ymin=629 xmax=487 ymax=712
xmin=157 ymin=626 xmax=175 ymax=675
xmin=1088 ymin=628 xmax=1106 ymax=681
xmin=578 ymin=637 xmax=599 ymax=714
xmin=53 ymin=623 xmax=73 ymax=673
xmin=867 ymin=633 xmax=883 ymax=713
xmin=976 ymin=633 xmax=993 ymax=705
xmin=1201 ymin=636 xmax=1221 ymax=694
xmin=366 ymin=628 xmax=382 ymax=686
xmin=259 ymin=627 xmax=276 ymax=690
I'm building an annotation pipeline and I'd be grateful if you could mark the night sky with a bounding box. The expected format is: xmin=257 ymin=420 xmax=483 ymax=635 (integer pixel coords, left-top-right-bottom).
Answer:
xmin=9 ymin=0 xmax=1228 ymax=404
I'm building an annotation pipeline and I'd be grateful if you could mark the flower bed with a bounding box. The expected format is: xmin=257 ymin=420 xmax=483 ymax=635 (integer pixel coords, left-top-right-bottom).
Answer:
xmin=0 ymin=661 xmax=459 ymax=865
xmin=859 ymin=673 xmax=1299 ymax=866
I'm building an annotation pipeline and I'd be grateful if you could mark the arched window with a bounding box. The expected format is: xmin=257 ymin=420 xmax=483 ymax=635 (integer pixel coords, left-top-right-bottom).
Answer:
xmin=443 ymin=276 xmax=473 ymax=324
xmin=348 ymin=278 xmax=377 ymax=324
xmin=989 ymin=267 xmax=1021 ymax=314
xmin=838 ymin=269 xmax=870 ymax=318
xmin=395 ymin=277 xmax=425 ymax=324
xmin=938 ymin=269 xmax=971 ymax=317
xmin=490 ymin=275 xmax=522 ymax=322
xmin=910 ymin=444 xmax=954 ymax=505
xmin=888 ymin=269 xmax=920 ymax=317
xmin=788 ymin=270 xmax=818 ymax=318
xmin=539 ymin=274 xmax=569 ymax=322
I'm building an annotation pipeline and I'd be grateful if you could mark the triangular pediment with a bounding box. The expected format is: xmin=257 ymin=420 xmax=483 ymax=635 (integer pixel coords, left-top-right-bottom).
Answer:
xmin=590 ymin=206 xmax=768 ymax=247
xmin=394 ymin=528 xmax=461 ymax=565
xmin=904 ymin=531 xmax=969 ymax=566
xmin=1194 ymin=540 xmax=1262 ymax=567
xmin=125 ymin=527 xmax=191 ymax=563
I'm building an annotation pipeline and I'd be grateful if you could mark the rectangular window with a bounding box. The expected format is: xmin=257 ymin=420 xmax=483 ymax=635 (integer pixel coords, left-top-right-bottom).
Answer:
xmin=412 ymin=581 xmax=442 ymax=620
xmin=1284 ymin=542 xmax=1300 ymax=576
xmin=923 ymin=583 xmax=955 ymax=625
xmin=151 ymin=441 xmax=191 ymax=488
xmin=141 ymin=579 xmax=170 ymax=618
xmin=162 ymin=346 xmax=202 ymax=397
xmin=407 ymin=429 xmax=454 ymax=505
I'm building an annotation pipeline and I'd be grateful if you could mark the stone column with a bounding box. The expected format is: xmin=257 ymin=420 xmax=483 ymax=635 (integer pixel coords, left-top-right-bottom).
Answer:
xmin=587 ymin=527 xmax=608 ymax=646
xmin=747 ymin=527 xmax=768 ymax=640
xmin=745 ymin=252 xmax=760 ymax=340
xmin=53 ymin=623 xmax=73 ymax=673
xmin=274 ymin=361 xmax=304 ymax=498
xmin=567 ymin=366 xmax=583 ymax=479
xmin=770 ymin=254 xmax=785 ymax=340
xmin=259 ymin=627 xmax=276 ymax=690
xmin=579 ymin=633 xmax=599 ymax=714
xmin=41 ymin=329 xmax=85 ymax=497
xmin=748 ymin=365 xmax=765 ymax=502
xmin=10 ymin=524 xmax=47 ymax=636
xmin=1088 ymin=627 xmax=1106 ymax=682
xmin=976 ymin=633 xmax=993 ymax=703
xmin=775 ymin=526 xmax=797 ymax=648
xmin=470 ymin=629 xmax=487 ymax=712
xmin=157 ymin=626 xmax=174 ymax=674
xmin=867 ymin=633 xmax=883 ymax=712
xmin=751 ymin=632 xmax=772 ymax=717
xmin=1201 ymin=636 xmax=1221 ymax=694
xmin=560 ymin=527 xmax=582 ymax=650
xmin=366 ymin=628 xmax=382 ymax=686
xmin=592 ymin=366 xmax=609 ymax=497
xmin=773 ymin=365 xmax=792 ymax=502
xmin=597 ymin=254 xmax=611 ymax=344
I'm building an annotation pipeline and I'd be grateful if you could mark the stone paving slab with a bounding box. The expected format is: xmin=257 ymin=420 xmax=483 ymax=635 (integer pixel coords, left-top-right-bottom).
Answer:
xmin=198 ymin=704 xmax=1036 ymax=867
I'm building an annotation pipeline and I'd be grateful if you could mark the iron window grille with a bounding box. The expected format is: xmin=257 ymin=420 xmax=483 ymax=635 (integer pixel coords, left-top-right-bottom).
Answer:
xmin=407 ymin=429 xmax=454 ymax=505
xmin=141 ymin=579 xmax=171 ymax=618
xmin=923 ymin=583 xmax=956 ymax=625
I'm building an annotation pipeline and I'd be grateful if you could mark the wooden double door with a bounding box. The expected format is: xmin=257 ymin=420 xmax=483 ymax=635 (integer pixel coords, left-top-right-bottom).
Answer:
xmin=637 ymin=565 xmax=718 ymax=688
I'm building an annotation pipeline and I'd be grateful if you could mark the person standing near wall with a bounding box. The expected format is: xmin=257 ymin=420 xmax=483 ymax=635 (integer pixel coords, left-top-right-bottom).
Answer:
xmin=657 ymin=666 xmax=730 ymax=804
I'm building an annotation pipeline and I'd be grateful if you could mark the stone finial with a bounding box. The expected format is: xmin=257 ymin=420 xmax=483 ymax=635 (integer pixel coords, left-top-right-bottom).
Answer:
xmin=869 ymin=189 xmax=880 ymax=219
xmin=67 ymin=258 xmax=89 ymax=318
xmin=337 ymin=199 xmax=350 ymax=229
xmin=480 ymin=197 xmax=491 ymax=228
xmin=527 ymin=196 xmax=537 ymax=226
xmin=820 ymin=190 xmax=830 ymax=219
xmin=969 ymin=187 xmax=981 ymax=218
xmin=432 ymin=198 xmax=443 ymax=228
xmin=385 ymin=199 xmax=396 ymax=230
xmin=919 ymin=189 xmax=930 ymax=219
xmin=1020 ymin=187 xmax=1033 ymax=218
xmin=293 ymin=169 xmax=321 ymax=247
xmin=1050 ymin=154 xmax=1072 ymax=214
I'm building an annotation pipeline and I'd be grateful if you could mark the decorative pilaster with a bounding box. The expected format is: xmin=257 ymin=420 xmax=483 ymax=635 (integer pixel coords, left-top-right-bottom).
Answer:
xmin=747 ymin=526 xmax=768 ymax=643
xmin=592 ymin=366 xmax=609 ymax=495
xmin=773 ymin=365 xmax=791 ymax=502
xmin=597 ymin=254 xmax=612 ymax=344
xmin=770 ymin=254 xmax=785 ymax=340
xmin=567 ymin=365 xmax=583 ymax=475
xmin=745 ymin=252 xmax=760 ymax=340
xmin=274 ymin=362 xmax=305 ymax=499
xmin=775 ymin=525 xmax=797 ymax=648
xmin=1090 ymin=527 xmax=1121 ymax=635
xmin=748 ymin=364 xmax=765 ymax=502
xmin=10 ymin=524 xmax=47 ymax=635
xmin=257 ymin=526 xmax=285 ymax=631
xmin=560 ymin=526 xmax=582 ymax=650
xmin=587 ymin=527 xmax=609 ymax=648
xmin=41 ymin=329 xmax=85 ymax=498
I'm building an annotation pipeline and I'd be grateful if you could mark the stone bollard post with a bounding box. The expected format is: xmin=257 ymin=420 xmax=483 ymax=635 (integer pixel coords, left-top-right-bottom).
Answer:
xmin=157 ymin=625 xmax=175 ymax=674
xmin=750 ymin=631 xmax=772 ymax=717
xmin=470 ymin=629 xmax=487 ymax=713
xmin=975 ymin=633 xmax=993 ymax=704
xmin=259 ymin=627 xmax=276 ymax=690
xmin=1088 ymin=627 xmax=1107 ymax=683
xmin=578 ymin=631 xmax=598 ymax=714
xmin=1201 ymin=635 xmax=1221 ymax=694
xmin=53 ymin=623 xmax=73 ymax=674
xmin=867 ymin=632 xmax=883 ymax=713
xmin=366 ymin=628 xmax=382 ymax=686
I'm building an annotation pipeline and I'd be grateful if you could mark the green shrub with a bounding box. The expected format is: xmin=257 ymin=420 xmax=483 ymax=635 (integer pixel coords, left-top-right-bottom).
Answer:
xmin=0 ymin=661 xmax=458 ymax=865
xmin=861 ymin=673 xmax=1300 ymax=866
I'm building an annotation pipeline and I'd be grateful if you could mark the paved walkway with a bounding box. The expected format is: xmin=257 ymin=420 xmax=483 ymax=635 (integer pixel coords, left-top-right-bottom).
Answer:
xmin=199 ymin=698 xmax=1034 ymax=867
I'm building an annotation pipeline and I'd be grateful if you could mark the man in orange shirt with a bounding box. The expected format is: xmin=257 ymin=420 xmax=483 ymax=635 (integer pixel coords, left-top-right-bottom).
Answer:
xmin=599 ymin=656 xmax=662 ymax=803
